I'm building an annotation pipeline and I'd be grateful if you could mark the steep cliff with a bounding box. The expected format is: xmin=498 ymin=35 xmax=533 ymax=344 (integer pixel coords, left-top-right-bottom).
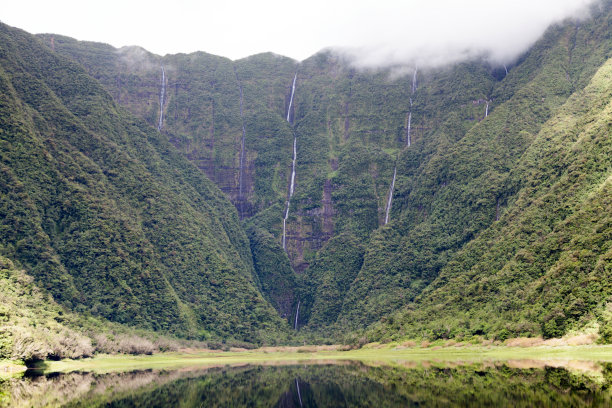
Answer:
xmin=26 ymin=1 xmax=612 ymax=341
xmin=0 ymin=23 xmax=287 ymax=343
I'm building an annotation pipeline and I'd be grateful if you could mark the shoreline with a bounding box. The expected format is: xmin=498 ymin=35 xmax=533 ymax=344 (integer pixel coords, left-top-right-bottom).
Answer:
xmin=28 ymin=343 xmax=612 ymax=375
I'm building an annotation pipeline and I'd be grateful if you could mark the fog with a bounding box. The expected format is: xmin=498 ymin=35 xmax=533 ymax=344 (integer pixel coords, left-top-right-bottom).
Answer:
xmin=2 ymin=0 xmax=600 ymax=68
xmin=332 ymin=0 xmax=599 ymax=69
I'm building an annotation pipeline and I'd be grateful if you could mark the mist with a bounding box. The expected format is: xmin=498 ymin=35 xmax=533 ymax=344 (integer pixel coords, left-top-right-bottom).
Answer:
xmin=330 ymin=0 xmax=599 ymax=69
xmin=1 ymin=0 xmax=602 ymax=68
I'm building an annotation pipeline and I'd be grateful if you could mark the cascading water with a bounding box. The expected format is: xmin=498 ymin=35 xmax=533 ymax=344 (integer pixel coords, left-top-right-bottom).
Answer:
xmin=406 ymin=67 xmax=417 ymax=146
xmin=287 ymin=73 xmax=297 ymax=122
xmin=294 ymin=301 xmax=300 ymax=330
xmin=234 ymin=67 xmax=247 ymax=200
xmin=406 ymin=111 xmax=412 ymax=147
xmin=384 ymin=167 xmax=397 ymax=225
xmin=388 ymin=66 xmax=418 ymax=224
xmin=157 ymin=67 xmax=165 ymax=131
xmin=282 ymin=73 xmax=298 ymax=249
xmin=496 ymin=199 xmax=500 ymax=221
xmin=504 ymin=64 xmax=509 ymax=76
xmin=485 ymin=100 xmax=490 ymax=117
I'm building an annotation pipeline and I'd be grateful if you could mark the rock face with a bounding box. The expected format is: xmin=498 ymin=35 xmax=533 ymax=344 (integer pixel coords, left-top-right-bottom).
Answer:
xmin=35 ymin=2 xmax=612 ymax=338
xmin=0 ymin=23 xmax=287 ymax=343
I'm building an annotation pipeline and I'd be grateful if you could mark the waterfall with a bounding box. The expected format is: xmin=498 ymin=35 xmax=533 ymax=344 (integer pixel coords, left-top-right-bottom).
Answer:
xmin=294 ymin=301 xmax=300 ymax=330
xmin=289 ymin=137 xmax=297 ymax=197
xmin=496 ymin=199 xmax=500 ymax=221
xmin=296 ymin=378 xmax=303 ymax=407
xmin=239 ymin=87 xmax=246 ymax=198
xmin=282 ymin=73 xmax=298 ymax=249
xmin=406 ymin=67 xmax=417 ymax=147
xmin=157 ymin=67 xmax=165 ymax=131
xmin=287 ymin=73 xmax=297 ymax=123
xmin=406 ymin=111 xmax=412 ymax=147
xmin=234 ymin=67 xmax=247 ymax=200
xmin=485 ymin=100 xmax=489 ymax=117
xmin=384 ymin=166 xmax=397 ymax=225
xmin=504 ymin=64 xmax=508 ymax=76
xmin=281 ymin=134 xmax=295 ymax=249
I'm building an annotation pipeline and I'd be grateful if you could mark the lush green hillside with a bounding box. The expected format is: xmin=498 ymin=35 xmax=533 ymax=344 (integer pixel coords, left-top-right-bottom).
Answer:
xmin=339 ymin=7 xmax=612 ymax=332
xmin=3 ymin=0 xmax=608 ymax=344
xmin=0 ymin=23 xmax=287 ymax=345
xmin=366 ymin=56 xmax=612 ymax=342
xmin=0 ymin=254 xmax=190 ymax=362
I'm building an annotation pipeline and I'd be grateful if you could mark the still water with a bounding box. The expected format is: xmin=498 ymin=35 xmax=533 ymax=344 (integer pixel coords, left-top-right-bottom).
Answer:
xmin=2 ymin=360 xmax=612 ymax=407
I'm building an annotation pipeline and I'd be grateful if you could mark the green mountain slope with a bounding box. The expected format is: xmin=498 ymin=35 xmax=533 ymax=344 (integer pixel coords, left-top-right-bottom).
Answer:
xmin=0 ymin=23 xmax=287 ymax=344
xmin=14 ymin=1 xmax=612 ymax=342
xmin=367 ymin=56 xmax=611 ymax=341
xmin=340 ymin=9 xmax=611 ymax=330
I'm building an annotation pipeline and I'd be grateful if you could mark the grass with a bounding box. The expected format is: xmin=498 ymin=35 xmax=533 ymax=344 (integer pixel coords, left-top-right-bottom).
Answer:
xmin=0 ymin=360 xmax=26 ymax=380
xmin=39 ymin=344 xmax=612 ymax=374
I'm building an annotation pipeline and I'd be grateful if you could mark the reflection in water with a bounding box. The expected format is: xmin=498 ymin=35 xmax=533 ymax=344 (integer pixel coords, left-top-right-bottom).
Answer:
xmin=2 ymin=360 xmax=612 ymax=407
xmin=296 ymin=378 xmax=303 ymax=407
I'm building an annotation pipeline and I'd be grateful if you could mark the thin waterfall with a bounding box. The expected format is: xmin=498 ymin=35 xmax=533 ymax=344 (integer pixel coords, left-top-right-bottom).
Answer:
xmin=496 ymin=199 xmax=500 ymax=221
xmin=504 ymin=64 xmax=508 ymax=76
xmin=296 ymin=378 xmax=303 ymax=407
xmin=384 ymin=167 xmax=397 ymax=225
xmin=294 ymin=301 xmax=300 ymax=330
xmin=390 ymin=66 xmax=417 ymax=224
xmin=287 ymin=73 xmax=297 ymax=122
xmin=406 ymin=111 xmax=412 ymax=147
xmin=234 ymin=67 xmax=247 ymax=200
xmin=485 ymin=100 xmax=490 ymax=117
xmin=406 ymin=67 xmax=417 ymax=146
xmin=282 ymin=73 xmax=298 ymax=249
xmin=157 ymin=67 xmax=165 ymax=131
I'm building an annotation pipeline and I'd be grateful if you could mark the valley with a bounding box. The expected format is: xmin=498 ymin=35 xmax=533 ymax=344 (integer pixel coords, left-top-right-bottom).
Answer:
xmin=0 ymin=1 xmax=610 ymax=365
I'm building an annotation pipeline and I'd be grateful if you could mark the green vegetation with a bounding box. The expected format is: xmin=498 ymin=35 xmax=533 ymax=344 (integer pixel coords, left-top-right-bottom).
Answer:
xmin=0 ymin=254 xmax=191 ymax=363
xmin=40 ymin=3 xmax=612 ymax=343
xmin=365 ymin=53 xmax=612 ymax=343
xmin=31 ymin=344 xmax=612 ymax=374
xmin=0 ymin=1 xmax=607 ymax=352
xmin=0 ymin=23 xmax=288 ymax=346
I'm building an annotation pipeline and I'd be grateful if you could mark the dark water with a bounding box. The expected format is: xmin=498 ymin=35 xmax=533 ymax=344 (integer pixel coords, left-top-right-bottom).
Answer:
xmin=3 ymin=361 xmax=612 ymax=407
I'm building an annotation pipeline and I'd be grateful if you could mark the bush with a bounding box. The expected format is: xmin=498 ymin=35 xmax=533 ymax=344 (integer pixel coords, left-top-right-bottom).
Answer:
xmin=117 ymin=336 xmax=155 ymax=355
xmin=598 ymin=322 xmax=612 ymax=344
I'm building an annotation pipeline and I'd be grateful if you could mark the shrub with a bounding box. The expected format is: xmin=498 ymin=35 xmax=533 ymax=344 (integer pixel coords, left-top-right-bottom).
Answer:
xmin=117 ymin=336 xmax=155 ymax=355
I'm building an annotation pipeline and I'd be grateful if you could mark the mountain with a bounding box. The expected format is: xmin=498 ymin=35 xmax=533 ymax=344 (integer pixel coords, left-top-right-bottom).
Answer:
xmin=0 ymin=22 xmax=287 ymax=346
xmin=367 ymin=54 xmax=611 ymax=342
xmin=0 ymin=1 xmax=609 ymax=351
xmin=36 ymin=1 xmax=612 ymax=342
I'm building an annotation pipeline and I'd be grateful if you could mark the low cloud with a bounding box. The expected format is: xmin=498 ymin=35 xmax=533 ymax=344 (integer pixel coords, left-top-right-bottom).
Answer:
xmin=1 ymin=0 xmax=602 ymax=67
xmin=117 ymin=46 xmax=159 ymax=71
xmin=327 ymin=0 xmax=599 ymax=69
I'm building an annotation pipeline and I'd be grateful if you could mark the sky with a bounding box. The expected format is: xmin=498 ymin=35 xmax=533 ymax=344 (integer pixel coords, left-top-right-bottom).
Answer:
xmin=1 ymin=0 xmax=599 ymax=68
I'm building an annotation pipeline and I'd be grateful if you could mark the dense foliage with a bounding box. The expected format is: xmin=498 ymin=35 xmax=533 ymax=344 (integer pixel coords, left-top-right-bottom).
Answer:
xmin=0 ymin=2 xmax=608 ymax=346
xmin=366 ymin=56 xmax=612 ymax=342
xmin=0 ymin=23 xmax=287 ymax=344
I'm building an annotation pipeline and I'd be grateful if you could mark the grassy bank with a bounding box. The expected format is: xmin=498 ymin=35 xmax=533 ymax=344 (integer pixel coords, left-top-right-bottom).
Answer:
xmin=38 ymin=344 xmax=612 ymax=375
xmin=0 ymin=360 xmax=26 ymax=380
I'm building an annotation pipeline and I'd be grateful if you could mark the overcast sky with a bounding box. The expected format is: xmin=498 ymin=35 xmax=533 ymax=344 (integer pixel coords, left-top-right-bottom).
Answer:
xmin=2 ymin=0 xmax=599 ymax=67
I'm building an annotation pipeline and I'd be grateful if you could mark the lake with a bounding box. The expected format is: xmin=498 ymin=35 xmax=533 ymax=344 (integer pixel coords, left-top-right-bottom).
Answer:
xmin=3 ymin=358 xmax=611 ymax=407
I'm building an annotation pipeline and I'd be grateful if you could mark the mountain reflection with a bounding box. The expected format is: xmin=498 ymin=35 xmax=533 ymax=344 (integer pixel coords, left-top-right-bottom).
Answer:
xmin=2 ymin=360 xmax=611 ymax=407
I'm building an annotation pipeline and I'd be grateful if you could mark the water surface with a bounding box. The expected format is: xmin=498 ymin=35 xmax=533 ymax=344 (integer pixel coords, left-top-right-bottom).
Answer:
xmin=2 ymin=360 xmax=611 ymax=407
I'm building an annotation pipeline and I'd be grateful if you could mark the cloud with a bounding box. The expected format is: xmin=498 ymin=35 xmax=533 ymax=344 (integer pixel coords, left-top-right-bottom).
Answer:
xmin=327 ymin=0 xmax=600 ymax=69
xmin=1 ymin=0 xmax=602 ymax=67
